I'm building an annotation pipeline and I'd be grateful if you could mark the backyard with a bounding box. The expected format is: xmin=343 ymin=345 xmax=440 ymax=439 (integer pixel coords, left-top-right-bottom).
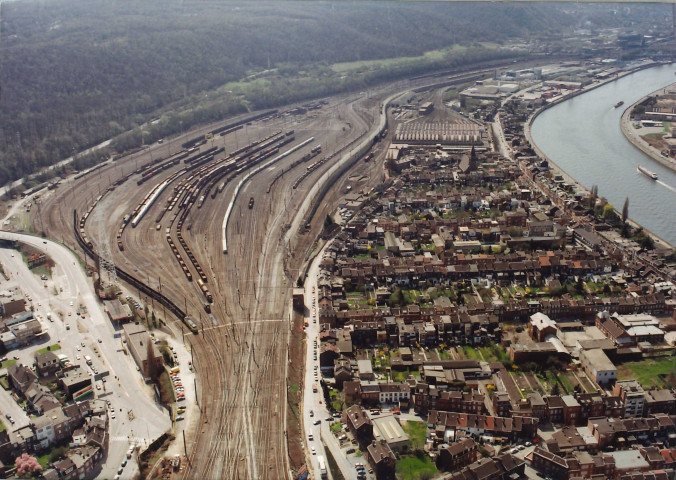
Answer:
xmin=617 ymin=356 xmax=676 ymax=389
xmin=401 ymin=420 xmax=427 ymax=452
xmin=395 ymin=454 xmax=437 ymax=480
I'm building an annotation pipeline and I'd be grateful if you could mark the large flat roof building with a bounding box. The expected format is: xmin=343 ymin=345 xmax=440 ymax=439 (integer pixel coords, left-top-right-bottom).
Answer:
xmin=579 ymin=348 xmax=616 ymax=385
xmin=372 ymin=414 xmax=409 ymax=453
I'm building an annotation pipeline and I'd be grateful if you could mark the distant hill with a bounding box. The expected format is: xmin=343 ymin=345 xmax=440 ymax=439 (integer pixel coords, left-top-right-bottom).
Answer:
xmin=0 ymin=0 xmax=667 ymax=186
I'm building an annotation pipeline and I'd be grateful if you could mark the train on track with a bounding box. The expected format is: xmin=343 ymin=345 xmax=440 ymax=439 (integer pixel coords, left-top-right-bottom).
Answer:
xmin=73 ymin=209 xmax=196 ymax=334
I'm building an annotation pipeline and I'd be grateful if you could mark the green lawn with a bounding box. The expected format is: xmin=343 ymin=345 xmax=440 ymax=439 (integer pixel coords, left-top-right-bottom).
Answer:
xmin=1 ymin=359 xmax=16 ymax=370
xmin=463 ymin=346 xmax=481 ymax=360
xmin=558 ymin=373 xmax=574 ymax=393
xmin=479 ymin=343 xmax=509 ymax=363
xmin=37 ymin=344 xmax=61 ymax=354
xmin=618 ymin=356 xmax=676 ymax=389
xmin=438 ymin=349 xmax=451 ymax=360
xmin=402 ymin=421 xmax=427 ymax=450
xmin=330 ymin=422 xmax=343 ymax=433
xmin=395 ymin=455 xmax=438 ymax=480
xmin=36 ymin=452 xmax=51 ymax=469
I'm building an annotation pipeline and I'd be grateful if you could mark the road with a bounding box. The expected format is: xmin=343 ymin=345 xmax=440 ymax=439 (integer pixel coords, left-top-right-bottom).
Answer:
xmin=0 ymin=233 xmax=170 ymax=478
xmin=16 ymin=58 xmax=557 ymax=480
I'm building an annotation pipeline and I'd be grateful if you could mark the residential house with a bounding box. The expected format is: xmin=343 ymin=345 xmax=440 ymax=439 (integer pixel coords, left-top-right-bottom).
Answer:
xmin=437 ymin=438 xmax=478 ymax=472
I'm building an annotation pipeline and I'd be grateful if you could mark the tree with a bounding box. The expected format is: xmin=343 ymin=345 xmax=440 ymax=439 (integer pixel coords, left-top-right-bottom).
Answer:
xmin=621 ymin=197 xmax=630 ymax=237
xmin=551 ymin=383 xmax=560 ymax=396
xmin=15 ymin=453 xmax=42 ymax=478
xmin=49 ymin=446 xmax=68 ymax=463
xmin=589 ymin=184 xmax=598 ymax=212
xmin=639 ymin=234 xmax=654 ymax=250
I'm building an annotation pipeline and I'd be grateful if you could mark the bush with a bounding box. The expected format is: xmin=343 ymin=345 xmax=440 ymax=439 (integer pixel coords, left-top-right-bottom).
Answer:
xmin=49 ymin=446 xmax=68 ymax=463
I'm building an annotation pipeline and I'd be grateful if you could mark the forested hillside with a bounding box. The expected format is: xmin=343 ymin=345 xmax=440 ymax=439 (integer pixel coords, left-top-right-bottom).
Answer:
xmin=0 ymin=0 xmax=666 ymax=186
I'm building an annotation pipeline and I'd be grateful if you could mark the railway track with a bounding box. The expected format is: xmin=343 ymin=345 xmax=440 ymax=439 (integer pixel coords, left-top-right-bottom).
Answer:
xmin=34 ymin=62 xmax=540 ymax=480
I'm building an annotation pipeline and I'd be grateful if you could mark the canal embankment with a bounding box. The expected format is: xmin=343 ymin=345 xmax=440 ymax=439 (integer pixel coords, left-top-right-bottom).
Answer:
xmin=525 ymin=62 xmax=676 ymax=250
xmin=619 ymin=83 xmax=676 ymax=173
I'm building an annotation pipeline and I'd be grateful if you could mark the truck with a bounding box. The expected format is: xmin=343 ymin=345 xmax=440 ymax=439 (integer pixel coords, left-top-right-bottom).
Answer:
xmin=317 ymin=455 xmax=327 ymax=479
xmin=84 ymin=355 xmax=92 ymax=366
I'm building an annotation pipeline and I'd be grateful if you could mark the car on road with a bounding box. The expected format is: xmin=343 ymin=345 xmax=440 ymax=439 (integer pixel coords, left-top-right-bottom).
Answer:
xmin=176 ymin=416 xmax=184 ymax=421
xmin=311 ymin=447 xmax=316 ymax=455
xmin=309 ymin=410 xmax=314 ymax=417
xmin=308 ymin=434 xmax=313 ymax=441
xmin=313 ymin=419 xmax=321 ymax=425
xmin=346 ymin=448 xmax=355 ymax=454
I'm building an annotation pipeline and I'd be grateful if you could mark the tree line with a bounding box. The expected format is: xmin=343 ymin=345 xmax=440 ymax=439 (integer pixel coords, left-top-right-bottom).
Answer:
xmin=0 ymin=0 xmax=668 ymax=186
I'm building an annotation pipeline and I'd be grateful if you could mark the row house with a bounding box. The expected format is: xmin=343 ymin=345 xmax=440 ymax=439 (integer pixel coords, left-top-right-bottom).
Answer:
xmin=378 ymin=383 xmax=411 ymax=406
xmin=343 ymin=405 xmax=374 ymax=449
xmin=444 ymin=453 xmax=526 ymax=480
xmin=436 ymin=438 xmax=478 ymax=472
xmin=366 ymin=439 xmax=396 ymax=480
xmin=547 ymin=425 xmax=599 ymax=454
xmin=436 ymin=391 xmax=488 ymax=415
xmin=44 ymin=445 xmax=103 ymax=480
xmin=427 ymin=410 xmax=539 ymax=442
xmin=588 ymin=414 xmax=676 ymax=449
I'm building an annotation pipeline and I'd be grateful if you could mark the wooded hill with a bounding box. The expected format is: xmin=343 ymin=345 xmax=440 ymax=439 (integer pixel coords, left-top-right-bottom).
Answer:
xmin=0 ymin=0 xmax=667 ymax=186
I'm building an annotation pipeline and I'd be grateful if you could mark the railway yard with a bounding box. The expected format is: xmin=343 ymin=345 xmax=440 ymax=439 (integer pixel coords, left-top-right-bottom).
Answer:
xmin=25 ymin=89 xmax=389 ymax=479
xmin=5 ymin=59 xmax=558 ymax=479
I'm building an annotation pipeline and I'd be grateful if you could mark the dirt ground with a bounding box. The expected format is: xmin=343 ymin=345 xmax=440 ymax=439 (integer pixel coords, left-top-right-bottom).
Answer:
xmin=286 ymin=310 xmax=306 ymax=473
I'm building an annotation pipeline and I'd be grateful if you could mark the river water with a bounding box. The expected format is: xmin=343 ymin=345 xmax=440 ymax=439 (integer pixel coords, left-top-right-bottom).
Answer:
xmin=530 ymin=64 xmax=676 ymax=246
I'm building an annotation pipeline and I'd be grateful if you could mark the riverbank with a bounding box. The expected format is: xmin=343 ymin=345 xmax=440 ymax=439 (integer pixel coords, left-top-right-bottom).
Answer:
xmin=620 ymin=83 xmax=676 ymax=173
xmin=524 ymin=65 xmax=675 ymax=251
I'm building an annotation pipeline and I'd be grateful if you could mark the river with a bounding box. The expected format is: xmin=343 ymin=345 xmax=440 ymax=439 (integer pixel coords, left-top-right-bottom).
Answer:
xmin=530 ymin=64 xmax=676 ymax=247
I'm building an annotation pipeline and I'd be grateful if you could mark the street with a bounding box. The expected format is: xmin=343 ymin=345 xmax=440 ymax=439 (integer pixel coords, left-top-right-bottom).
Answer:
xmin=0 ymin=233 xmax=171 ymax=478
